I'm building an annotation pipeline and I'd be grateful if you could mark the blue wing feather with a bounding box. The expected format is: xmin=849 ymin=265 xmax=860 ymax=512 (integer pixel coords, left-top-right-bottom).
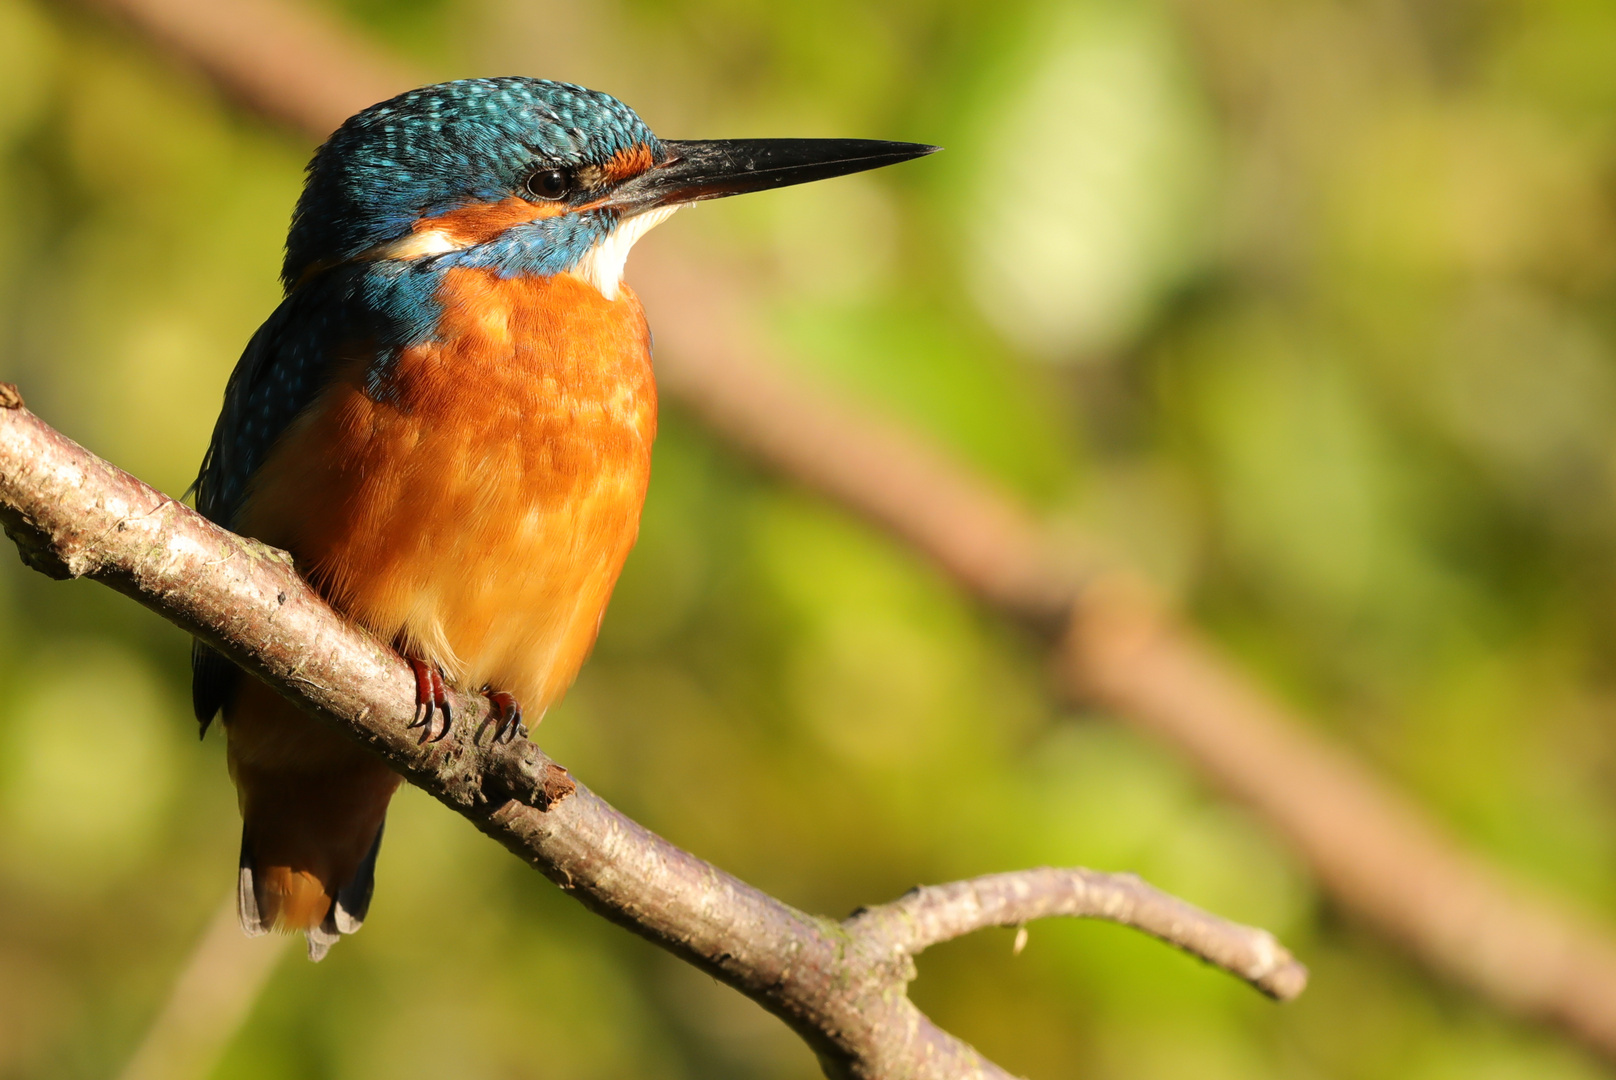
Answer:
xmin=195 ymin=282 xmax=351 ymax=528
xmin=191 ymin=284 xmax=340 ymax=733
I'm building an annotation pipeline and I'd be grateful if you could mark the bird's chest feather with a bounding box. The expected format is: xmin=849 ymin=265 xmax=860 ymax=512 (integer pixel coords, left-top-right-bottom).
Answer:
xmin=239 ymin=268 xmax=656 ymax=707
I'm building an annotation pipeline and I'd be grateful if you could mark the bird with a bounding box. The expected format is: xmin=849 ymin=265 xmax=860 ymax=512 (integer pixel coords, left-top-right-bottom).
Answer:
xmin=191 ymin=77 xmax=935 ymax=961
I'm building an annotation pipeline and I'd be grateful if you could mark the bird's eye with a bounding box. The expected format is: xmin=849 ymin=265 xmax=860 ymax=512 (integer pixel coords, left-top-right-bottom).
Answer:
xmin=525 ymin=168 xmax=573 ymax=200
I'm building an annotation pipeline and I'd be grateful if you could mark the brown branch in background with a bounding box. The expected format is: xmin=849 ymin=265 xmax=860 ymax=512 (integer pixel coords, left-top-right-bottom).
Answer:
xmin=78 ymin=0 xmax=417 ymax=136
xmin=1065 ymin=582 xmax=1616 ymax=1047
xmin=116 ymin=897 xmax=291 ymax=1080
xmin=637 ymin=250 xmax=1080 ymax=628
xmin=55 ymin=0 xmax=1616 ymax=1061
xmin=0 ymin=388 xmax=1304 ymax=1078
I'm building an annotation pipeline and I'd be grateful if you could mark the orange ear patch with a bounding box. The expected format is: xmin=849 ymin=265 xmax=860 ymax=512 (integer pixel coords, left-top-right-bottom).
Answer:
xmin=603 ymin=143 xmax=656 ymax=183
xmin=414 ymin=197 xmax=568 ymax=246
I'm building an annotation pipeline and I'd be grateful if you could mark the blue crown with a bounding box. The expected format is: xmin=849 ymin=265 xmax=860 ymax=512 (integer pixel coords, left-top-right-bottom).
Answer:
xmin=283 ymin=78 xmax=658 ymax=286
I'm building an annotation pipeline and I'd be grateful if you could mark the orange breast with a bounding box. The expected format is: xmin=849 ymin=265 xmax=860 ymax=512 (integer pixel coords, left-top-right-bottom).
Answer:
xmin=238 ymin=268 xmax=656 ymax=715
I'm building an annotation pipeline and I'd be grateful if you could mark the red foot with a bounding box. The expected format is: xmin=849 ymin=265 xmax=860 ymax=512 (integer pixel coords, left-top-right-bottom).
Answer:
xmin=405 ymin=657 xmax=451 ymax=743
xmin=476 ymin=688 xmax=527 ymax=745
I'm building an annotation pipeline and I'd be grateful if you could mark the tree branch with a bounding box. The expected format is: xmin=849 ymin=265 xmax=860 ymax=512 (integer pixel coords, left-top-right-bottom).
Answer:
xmin=0 ymin=386 xmax=1303 ymax=1072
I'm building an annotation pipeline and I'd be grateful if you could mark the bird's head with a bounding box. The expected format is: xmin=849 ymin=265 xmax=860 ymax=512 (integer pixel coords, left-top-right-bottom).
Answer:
xmin=285 ymin=77 xmax=936 ymax=300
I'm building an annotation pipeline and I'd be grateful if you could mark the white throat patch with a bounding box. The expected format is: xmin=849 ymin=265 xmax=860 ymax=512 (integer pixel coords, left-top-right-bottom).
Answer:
xmin=572 ymin=205 xmax=681 ymax=301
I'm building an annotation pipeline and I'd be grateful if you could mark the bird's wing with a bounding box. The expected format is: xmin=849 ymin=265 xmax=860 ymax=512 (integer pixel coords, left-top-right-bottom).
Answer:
xmin=190 ymin=282 xmax=354 ymax=733
xmin=191 ymin=642 xmax=235 ymax=737
xmin=193 ymin=286 xmax=347 ymax=528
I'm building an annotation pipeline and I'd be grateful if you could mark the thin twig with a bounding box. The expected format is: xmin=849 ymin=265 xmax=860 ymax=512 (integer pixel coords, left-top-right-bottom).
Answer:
xmin=847 ymin=867 xmax=1307 ymax=1001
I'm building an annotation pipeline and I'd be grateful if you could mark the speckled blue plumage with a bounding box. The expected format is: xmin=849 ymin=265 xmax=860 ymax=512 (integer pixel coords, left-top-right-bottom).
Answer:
xmin=284 ymin=77 xmax=659 ymax=287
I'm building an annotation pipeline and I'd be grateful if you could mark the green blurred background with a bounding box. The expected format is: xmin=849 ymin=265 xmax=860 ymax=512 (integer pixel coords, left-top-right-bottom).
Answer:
xmin=4 ymin=0 xmax=1616 ymax=1076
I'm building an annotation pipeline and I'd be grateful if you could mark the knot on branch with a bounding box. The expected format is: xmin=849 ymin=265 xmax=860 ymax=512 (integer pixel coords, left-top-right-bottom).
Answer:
xmin=539 ymin=762 xmax=576 ymax=806
xmin=1 ymin=514 xmax=78 ymax=580
xmin=481 ymin=740 xmax=575 ymax=812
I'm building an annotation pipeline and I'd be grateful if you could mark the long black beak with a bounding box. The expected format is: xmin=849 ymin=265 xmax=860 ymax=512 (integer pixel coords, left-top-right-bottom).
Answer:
xmin=607 ymin=139 xmax=939 ymax=213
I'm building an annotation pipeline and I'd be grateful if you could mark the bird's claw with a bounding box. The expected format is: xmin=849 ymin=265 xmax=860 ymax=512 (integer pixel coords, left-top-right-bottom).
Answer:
xmin=405 ymin=657 xmax=452 ymax=743
xmin=476 ymin=688 xmax=526 ymax=745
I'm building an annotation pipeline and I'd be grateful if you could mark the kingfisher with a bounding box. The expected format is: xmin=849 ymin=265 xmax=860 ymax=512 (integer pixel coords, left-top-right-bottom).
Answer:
xmin=191 ymin=77 xmax=934 ymax=960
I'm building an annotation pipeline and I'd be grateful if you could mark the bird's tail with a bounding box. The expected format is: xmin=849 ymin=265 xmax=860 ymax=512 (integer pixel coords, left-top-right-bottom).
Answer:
xmin=238 ymin=817 xmax=387 ymax=961
xmin=228 ymin=707 xmax=401 ymax=961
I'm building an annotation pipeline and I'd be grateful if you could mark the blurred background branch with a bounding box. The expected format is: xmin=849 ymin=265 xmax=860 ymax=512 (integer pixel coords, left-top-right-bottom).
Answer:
xmin=114 ymin=896 xmax=289 ymax=1080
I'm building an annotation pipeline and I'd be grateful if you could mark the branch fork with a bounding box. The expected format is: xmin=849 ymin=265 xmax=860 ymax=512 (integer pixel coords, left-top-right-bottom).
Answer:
xmin=0 ymin=386 xmax=1305 ymax=1073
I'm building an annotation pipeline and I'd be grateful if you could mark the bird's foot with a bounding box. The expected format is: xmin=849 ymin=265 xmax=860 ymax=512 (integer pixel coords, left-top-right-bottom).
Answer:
xmin=405 ymin=657 xmax=452 ymax=744
xmin=475 ymin=688 xmax=527 ymax=746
